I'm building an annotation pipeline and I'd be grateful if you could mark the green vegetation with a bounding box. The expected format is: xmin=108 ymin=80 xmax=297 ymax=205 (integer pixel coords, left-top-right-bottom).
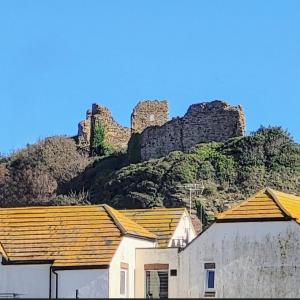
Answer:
xmin=91 ymin=122 xmax=115 ymax=156
xmin=0 ymin=126 xmax=299 ymax=226
xmin=64 ymin=126 xmax=299 ymax=225
xmin=0 ymin=136 xmax=90 ymax=206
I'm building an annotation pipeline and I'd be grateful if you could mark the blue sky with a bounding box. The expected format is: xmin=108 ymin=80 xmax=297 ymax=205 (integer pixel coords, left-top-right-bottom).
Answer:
xmin=0 ymin=0 xmax=299 ymax=155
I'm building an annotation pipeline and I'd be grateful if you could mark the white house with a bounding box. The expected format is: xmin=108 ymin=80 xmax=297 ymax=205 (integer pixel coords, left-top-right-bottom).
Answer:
xmin=178 ymin=187 xmax=300 ymax=298
xmin=121 ymin=208 xmax=196 ymax=298
xmin=0 ymin=204 xmax=195 ymax=298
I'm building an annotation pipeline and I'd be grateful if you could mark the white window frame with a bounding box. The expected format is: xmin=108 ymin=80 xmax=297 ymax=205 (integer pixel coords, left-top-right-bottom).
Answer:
xmin=120 ymin=268 xmax=128 ymax=298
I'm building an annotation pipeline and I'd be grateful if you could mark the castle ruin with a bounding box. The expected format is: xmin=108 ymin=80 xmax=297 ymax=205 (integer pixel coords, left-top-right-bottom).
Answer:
xmin=77 ymin=99 xmax=246 ymax=160
xmin=77 ymin=100 xmax=169 ymax=154
xmin=131 ymin=100 xmax=169 ymax=134
xmin=140 ymin=100 xmax=246 ymax=161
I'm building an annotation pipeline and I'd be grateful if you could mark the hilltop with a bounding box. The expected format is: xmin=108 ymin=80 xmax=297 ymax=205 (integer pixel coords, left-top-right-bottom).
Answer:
xmin=0 ymin=125 xmax=299 ymax=228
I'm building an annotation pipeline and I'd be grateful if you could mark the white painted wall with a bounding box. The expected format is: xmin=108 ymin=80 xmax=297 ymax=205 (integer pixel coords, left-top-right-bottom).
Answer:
xmin=0 ymin=262 xmax=50 ymax=298
xmin=135 ymin=248 xmax=180 ymax=298
xmin=109 ymin=236 xmax=156 ymax=298
xmin=179 ymin=221 xmax=300 ymax=298
xmin=54 ymin=268 xmax=109 ymax=298
xmin=169 ymin=212 xmax=197 ymax=247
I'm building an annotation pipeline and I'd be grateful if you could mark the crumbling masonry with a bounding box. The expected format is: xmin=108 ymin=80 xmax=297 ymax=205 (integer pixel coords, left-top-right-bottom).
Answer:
xmin=140 ymin=100 xmax=246 ymax=161
xmin=77 ymin=100 xmax=168 ymax=154
xmin=77 ymin=99 xmax=246 ymax=160
xmin=131 ymin=100 xmax=169 ymax=134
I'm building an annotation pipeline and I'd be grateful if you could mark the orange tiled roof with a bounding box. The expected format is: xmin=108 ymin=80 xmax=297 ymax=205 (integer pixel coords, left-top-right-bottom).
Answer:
xmin=0 ymin=205 xmax=155 ymax=267
xmin=120 ymin=207 xmax=186 ymax=248
xmin=217 ymin=187 xmax=300 ymax=223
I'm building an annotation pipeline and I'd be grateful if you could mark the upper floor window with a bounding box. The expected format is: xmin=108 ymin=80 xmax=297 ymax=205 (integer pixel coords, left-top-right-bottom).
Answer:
xmin=204 ymin=262 xmax=216 ymax=296
xmin=206 ymin=270 xmax=215 ymax=290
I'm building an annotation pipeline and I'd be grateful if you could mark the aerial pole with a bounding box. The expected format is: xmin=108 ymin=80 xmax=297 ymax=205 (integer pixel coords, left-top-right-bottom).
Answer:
xmin=177 ymin=182 xmax=204 ymax=217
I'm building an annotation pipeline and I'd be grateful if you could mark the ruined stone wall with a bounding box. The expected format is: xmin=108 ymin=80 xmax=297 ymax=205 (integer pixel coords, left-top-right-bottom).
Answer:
xmin=131 ymin=100 xmax=169 ymax=134
xmin=91 ymin=104 xmax=131 ymax=150
xmin=77 ymin=110 xmax=92 ymax=153
xmin=140 ymin=100 xmax=246 ymax=161
xmin=77 ymin=103 xmax=131 ymax=153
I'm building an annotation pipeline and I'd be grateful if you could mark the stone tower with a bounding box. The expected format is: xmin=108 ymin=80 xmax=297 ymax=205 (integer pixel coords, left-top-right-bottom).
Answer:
xmin=131 ymin=100 xmax=169 ymax=134
xmin=77 ymin=103 xmax=131 ymax=153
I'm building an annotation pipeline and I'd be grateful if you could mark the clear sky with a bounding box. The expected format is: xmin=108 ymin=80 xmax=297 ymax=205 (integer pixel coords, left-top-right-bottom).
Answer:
xmin=0 ymin=0 xmax=299 ymax=155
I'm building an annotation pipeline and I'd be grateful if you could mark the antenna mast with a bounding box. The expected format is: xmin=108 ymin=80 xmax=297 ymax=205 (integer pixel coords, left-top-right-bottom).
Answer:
xmin=177 ymin=182 xmax=204 ymax=216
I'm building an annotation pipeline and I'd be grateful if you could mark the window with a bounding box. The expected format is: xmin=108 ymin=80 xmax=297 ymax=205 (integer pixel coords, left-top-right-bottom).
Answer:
xmin=146 ymin=270 xmax=168 ymax=298
xmin=204 ymin=262 xmax=216 ymax=295
xmin=120 ymin=269 xmax=128 ymax=297
xmin=206 ymin=270 xmax=215 ymax=290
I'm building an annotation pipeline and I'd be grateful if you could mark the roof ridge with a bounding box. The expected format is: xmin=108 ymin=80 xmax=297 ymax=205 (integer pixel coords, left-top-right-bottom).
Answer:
xmin=103 ymin=205 xmax=156 ymax=240
xmin=119 ymin=207 xmax=186 ymax=211
xmin=103 ymin=205 xmax=128 ymax=235
xmin=0 ymin=204 xmax=105 ymax=210
xmin=266 ymin=188 xmax=293 ymax=219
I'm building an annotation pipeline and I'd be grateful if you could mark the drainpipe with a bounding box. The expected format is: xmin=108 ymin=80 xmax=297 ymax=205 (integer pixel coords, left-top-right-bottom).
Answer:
xmin=49 ymin=267 xmax=52 ymax=299
xmin=52 ymin=269 xmax=59 ymax=299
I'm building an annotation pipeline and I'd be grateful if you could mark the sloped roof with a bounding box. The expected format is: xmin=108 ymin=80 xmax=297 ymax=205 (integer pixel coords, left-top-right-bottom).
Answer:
xmin=105 ymin=206 xmax=156 ymax=239
xmin=217 ymin=187 xmax=300 ymax=223
xmin=268 ymin=189 xmax=300 ymax=224
xmin=0 ymin=242 xmax=8 ymax=260
xmin=0 ymin=205 xmax=155 ymax=267
xmin=120 ymin=207 xmax=187 ymax=248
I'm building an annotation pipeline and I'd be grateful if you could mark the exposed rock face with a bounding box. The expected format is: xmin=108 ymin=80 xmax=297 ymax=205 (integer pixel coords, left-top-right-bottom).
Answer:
xmin=131 ymin=100 xmax=169 ymax=134
xmin=140 ymin=100 xmax=246 ymax=161
xmin=77 ymin=103 xmax=131 ymax=153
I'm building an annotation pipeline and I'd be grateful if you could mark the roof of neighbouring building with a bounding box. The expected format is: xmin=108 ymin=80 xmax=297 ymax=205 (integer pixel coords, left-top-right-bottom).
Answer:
xmin=217 ymin=187 xmax=300 ymax=223
xmin=0 ymin=204 xmax=155 ymax=268
xmin=120 ymin=207 xmax=188 ymax=248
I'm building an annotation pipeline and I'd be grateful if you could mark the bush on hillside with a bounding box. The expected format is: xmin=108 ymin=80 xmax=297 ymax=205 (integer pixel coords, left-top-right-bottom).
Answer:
xmin=0 ymin=136 xmax=90 ymax=206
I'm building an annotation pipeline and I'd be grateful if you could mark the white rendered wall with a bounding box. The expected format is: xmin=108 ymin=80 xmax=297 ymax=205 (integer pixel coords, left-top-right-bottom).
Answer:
xmin=179 ymin=221 xmax=300 ymax=298
xmin=0 ymin=263 xmax=50 ymax=298
xmin=169 ymin=212 xmax=197 ymax=247
xmin=109 ymin=236 xmax=155 ymax=298
xmin=54 ymin=268 xmax=108 ymax=298
xmin=135 ymin=247 xmax=179 ymax=298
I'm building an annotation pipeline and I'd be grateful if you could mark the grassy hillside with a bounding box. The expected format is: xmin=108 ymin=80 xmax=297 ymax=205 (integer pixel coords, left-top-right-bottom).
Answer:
xmin=1 ymin=127 xmax=299 ymax=225
xmin=64 ymin=126 xmax=300 ymax=224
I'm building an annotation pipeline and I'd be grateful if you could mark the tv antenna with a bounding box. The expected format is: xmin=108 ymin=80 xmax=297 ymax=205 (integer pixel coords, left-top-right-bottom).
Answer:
xmin=177 ymin=182 xmax=204 ymax=216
